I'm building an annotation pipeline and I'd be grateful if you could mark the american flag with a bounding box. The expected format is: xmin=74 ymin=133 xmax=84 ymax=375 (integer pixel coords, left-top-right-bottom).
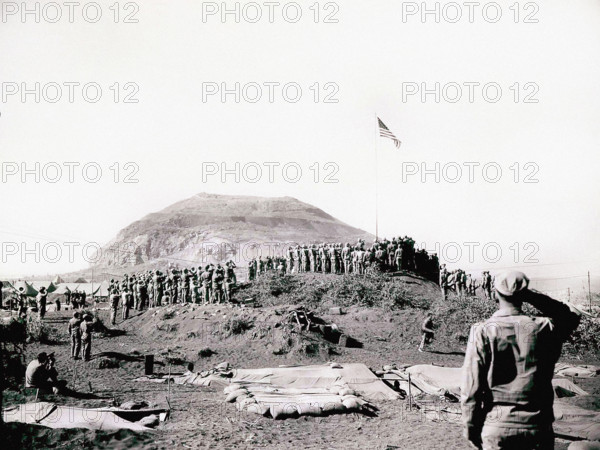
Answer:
xmin=378 ymin=117 xmax=401 ymax=148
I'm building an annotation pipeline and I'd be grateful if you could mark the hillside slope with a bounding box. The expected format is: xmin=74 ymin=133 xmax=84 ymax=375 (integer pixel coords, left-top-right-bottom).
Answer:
xmin=91 ymin=193 xmax=373 ymax=273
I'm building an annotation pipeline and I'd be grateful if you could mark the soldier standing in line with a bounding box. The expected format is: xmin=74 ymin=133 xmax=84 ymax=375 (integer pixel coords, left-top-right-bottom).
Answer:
xmin=139 ymin=278 xmax=148 ymax=309
xmin=357 ymin=247 xmax=366 ymax=274
xmin=121 ymin=288 xmax=131 ymax=320
xmin=258 ymin=256 xmax=265 ymax=276
xmin=164 ymin=278 xmax=173 ymax=304
xmin=68 ymin=311 xmax=82 ymax=359
xmin=224 ymin=277 xmax=234 ymax=302
xmin=181 ymin=269 xmax=190 ymax=304
xmin=36 ymin=286 xmax=48 ymax=321
xmin=387 ymin=240 xmax=396 ymax=269
xmin=481 ymin=271 xmax=492 ymax=299
xmin=466 ymin=274 xmax=474 ymax=297
xmin=201 ymin=266 xmax=212 ymax=304
xmin=17 ymin=287 xmax=28 ymax=318
xmin=308 ymin=245 xmax=316 ymax=272
xmin=247 ymin=259 xmax=255 ymax=281
xmin=71 ymin=290 xmax=78 ymax=310
xmin=171 ymin=270 xmax=180 ymax=304
xmin=342 ymin=243 xmax=351 ymax=274
xmin=153 ymin=270 xmax=162 ymax=306
xmin=80 ymin=314 xmax=94 ymax=362
xmin=147 ymin=278 xmax=155 ymax=308
xmin=226 ymin=260 xmax=237 ymax=285
xmin=277 ymin=258 xmax=286 ymax=276
xmin=129 ymin=276 xmax=137 ymax=309
xmin=454 ymin=269 xmax=464 ymax=297
xmin=109 ymin=289 xmax=120 ymax=325
xmin=133 ymin=278 xmax=141 ymax=310
xmin=319 ymin=244 xmax=327 ymax=273
xmin=285 ymin=247 xmax=293 ymax=274
xmin=191 ymin=277 xmax=200 ymax=304
xmin=303 ymin=245 xmax=311 ymax=273
xmin=430 ymin=253 xmax=440 ymax=282
xmin=314 ymin=245 xmax=321 ymax=273
xmin=212 ymin=266 xmax=224 ymax=304
xmin=394 ymin=245 xmax=403 ymax=273
xmin=440 ymin=270 xmax=449 ymax=300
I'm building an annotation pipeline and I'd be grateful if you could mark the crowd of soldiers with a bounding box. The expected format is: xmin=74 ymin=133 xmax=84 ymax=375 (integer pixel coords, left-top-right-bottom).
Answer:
xmin=63 ymin=289 xmax=87 ymax=309
xmin=5 ymin=286 xmax=88 ymax=320
xmin=106 ymin=261 xmax=238 ymax=325
xmin=438 ymin=265 xmax=494 ymax=300
xmin=247 ymin=237 xmax=440 ymax=282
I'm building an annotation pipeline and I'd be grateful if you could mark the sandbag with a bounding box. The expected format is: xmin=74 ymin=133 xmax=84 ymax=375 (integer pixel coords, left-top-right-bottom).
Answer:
xmin=297 ymin=403 xmax=323 ymax=416
xmin=338 ymin=388 xmax=356 ymax=397
xmin=246 ymin=403 xmax=270 ymax=416
xmin=236 ymin=397 xmax=257 ymax=411
xmin=235 ymin=394 xmax=250 ymax=403
xmin=321 ymin=401 xmax=345 ymax=413
xmin=342 ymin=398 xmax=360 ymax=410
xmin=270 ymin=404 xmax=299 ymax=420
xmin=224 ymin=383 xmax=243 ymax=394
xmin=225 ymin=389 xmax=248 ymax=403
xmin=239 ymin=397 xmax=257 ymax=408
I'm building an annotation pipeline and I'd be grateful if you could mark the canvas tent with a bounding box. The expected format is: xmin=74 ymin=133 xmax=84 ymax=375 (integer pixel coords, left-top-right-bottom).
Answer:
xmin=53 ymin=281 xmax=109 ymax=297
xmin=3 ymin=281 xmax=57 ymax=297
xmin=52 ymin=275 xmax=64 ymax=284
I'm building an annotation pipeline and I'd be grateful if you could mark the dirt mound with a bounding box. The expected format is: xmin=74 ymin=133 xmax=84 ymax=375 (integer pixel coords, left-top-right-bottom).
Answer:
xmin=122 ymin=301 xmax=356 ymax=368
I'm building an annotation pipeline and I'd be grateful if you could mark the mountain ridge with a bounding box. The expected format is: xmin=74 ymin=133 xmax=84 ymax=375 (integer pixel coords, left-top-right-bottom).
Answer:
xmin=92 ymin=193 xmax=373 ymax=272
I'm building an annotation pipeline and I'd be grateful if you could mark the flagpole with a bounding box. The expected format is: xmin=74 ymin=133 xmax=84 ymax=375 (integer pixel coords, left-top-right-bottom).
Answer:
xmin=375 ymin=113 xmax=379 ymax=242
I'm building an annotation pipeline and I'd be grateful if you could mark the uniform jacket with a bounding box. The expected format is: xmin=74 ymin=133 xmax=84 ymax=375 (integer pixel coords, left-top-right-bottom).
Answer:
xmin=461 ymin=291 xmax=580 ymax=432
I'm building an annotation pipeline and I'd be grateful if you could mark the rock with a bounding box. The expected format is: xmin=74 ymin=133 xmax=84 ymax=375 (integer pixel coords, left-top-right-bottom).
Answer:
xmin=329 ymin=307 xmax=344 ymax=315
xmin=97 ymin=358 xmax=120 ymax=369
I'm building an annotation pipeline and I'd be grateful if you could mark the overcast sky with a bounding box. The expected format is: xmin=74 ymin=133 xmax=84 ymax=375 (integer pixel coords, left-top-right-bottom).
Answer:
xmin=1 ymin=0 xmax=599 ymax=289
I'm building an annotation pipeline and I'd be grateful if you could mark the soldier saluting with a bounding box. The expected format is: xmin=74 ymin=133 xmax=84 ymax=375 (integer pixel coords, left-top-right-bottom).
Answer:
xmin=461 ymin=271 xmax=581 ymax=449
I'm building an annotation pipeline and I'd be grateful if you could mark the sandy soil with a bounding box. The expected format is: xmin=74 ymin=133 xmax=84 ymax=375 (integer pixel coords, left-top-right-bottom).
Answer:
xmin=2 ymin=301 xmax=598 ymax=449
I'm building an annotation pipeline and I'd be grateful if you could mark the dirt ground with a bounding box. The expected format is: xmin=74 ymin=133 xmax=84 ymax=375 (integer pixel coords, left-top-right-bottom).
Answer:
xmin=2 ymin=300 xmax=599 ymax=450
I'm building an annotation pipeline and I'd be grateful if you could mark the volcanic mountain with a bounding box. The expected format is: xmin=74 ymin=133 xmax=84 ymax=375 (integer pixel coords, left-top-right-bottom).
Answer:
xmin=92 ymin=193 xmax=373 ymax=271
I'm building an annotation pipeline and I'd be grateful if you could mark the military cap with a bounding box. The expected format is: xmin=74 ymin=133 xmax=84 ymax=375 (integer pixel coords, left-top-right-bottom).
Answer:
xmin=494 ymin=271 xmax=529 ymax=297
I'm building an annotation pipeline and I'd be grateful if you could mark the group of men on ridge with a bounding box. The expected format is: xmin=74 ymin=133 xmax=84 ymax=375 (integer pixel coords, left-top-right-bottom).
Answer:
xmin=439 ymin=265 xmax=494 ymax=300
xmin=106 ymin=261 xmax=238 ymax=325
xmin=247 ymin=237 xmax=440 ymax=282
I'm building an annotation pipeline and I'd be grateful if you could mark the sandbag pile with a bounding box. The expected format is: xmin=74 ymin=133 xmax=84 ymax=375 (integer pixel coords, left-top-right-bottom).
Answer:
xmin=223 ymin=380 xmax=377 ymax=419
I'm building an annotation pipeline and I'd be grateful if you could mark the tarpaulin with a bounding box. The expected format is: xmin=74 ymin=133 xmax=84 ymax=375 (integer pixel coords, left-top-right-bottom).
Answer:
xmin=2 ymin=402 xmax=163 ymax=431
